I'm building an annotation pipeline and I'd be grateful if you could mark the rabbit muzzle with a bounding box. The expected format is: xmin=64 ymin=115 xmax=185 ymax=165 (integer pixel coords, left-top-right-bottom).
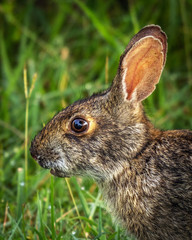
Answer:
xmin=30 ymin=132 xmax=71 ymax=178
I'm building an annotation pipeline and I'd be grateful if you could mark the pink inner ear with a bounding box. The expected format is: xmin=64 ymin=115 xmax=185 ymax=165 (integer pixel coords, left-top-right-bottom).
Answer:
xmin=122 ymin=37 xmax=164 ymax=102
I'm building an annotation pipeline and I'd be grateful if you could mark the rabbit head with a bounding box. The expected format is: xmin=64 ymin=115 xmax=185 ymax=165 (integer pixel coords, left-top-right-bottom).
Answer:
xmin=30 ymin=25 xmax=167 ymax=182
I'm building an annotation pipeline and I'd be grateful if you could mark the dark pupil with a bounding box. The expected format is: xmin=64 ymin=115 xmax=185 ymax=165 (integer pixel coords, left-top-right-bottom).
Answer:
xmin=72 ymin=119 xmax=88 ymax=132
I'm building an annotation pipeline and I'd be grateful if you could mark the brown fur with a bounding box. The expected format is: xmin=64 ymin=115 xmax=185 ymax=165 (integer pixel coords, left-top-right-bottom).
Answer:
xmin=30 ymin=25 xmax=192 ymax=240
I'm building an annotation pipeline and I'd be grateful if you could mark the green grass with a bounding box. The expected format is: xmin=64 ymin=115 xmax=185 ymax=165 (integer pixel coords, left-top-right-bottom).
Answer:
xmin=0 ymin=0 xmax=192 ymax=239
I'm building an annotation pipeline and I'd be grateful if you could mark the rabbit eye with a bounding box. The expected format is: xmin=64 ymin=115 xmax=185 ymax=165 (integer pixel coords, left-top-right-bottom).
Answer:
xmin=71 ymin=118 xmax=88 ymax=133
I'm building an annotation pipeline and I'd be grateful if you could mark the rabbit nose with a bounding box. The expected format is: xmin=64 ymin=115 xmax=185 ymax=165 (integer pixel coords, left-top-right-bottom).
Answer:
xmin=30 ymin=141 xmax=39 ymax=161
xmin=30 ymin=147 xmax=37 ymax=160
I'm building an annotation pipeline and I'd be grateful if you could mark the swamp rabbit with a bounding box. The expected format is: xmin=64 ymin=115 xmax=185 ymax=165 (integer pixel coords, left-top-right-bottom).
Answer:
xmin=30 ymin=25 xmax=192 ymax=240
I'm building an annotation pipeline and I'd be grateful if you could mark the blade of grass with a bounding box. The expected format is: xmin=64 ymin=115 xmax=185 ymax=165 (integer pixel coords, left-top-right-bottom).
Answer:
xmin=179 ymin=0 xmax=192 ymax=86
xmin=71 ymin=177 xmax=90 ymax=218
xmin=42 ymin=187 xmax=50 ymax=226
xmin=24 ymin=67 xmax=29 ymax=184
xmin=128 ymin=2 xmax=140 ymax=33
xmin=51 ymin=176 xmax=56 ymax=240
xmin=26 ymin=171 xmax=50 ymax=199
xmin=71 ymin=216 xmax=97 ymax=226
xmin=115 ymin=225 xmax=121 ymax=240
xmin=33 ymin=228 xmax=44 ymax=240
xmin=65 ymin=178 xmax=88 ymax=239
xmin=98 ymin=206 xmax=106 ymax=240
xmin=89 ymin=192 xmax=102 ymax=220
xmin=0 ymin=143 xmax=3 ymax=183
xmin=8 ymin=214 xmax=25 ymax=240
xmin=105 ymin=56 xmax=109 ymax=84
xmin=0 ymin=120 xmax=24 ymax=140
xmin=0 ymin=6 xmax=59 ymax=58
xmin=16 ymin=168 xmax=25 ymax=220
xmin=24 ymin=67 xmax=37 ymax=184
xmin=37 ymin=192 xmax=47 ymax=240
xmin=74 ymin=0 xmax=120 ymax=51
xmin=3 ymin=202 xmax=8 ymax=233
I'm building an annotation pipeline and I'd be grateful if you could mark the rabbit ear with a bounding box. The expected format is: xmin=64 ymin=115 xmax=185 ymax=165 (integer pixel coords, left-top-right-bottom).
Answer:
xmin=118 ymin=25 xmax=167 ymax=102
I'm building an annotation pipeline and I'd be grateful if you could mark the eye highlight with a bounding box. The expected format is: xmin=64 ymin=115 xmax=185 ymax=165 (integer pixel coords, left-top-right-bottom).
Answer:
xmin=71 ymin=118 xmax=89 ymax=133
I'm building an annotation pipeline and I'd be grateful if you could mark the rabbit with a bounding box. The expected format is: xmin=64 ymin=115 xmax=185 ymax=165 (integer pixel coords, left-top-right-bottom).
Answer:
xmin=30 ymin=25 xmax=192 ymax=240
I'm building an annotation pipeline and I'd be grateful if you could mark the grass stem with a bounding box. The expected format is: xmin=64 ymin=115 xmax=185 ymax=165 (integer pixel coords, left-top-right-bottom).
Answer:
xmin=51 ymin=176 xmax=56 ymax=239
xmin=23 ymin=67 xmax=37 ymax=184
xmin=24 ymin=67 xmax=29 ymax=185
xmin=65 ymin=178 xmax=88 ymax=239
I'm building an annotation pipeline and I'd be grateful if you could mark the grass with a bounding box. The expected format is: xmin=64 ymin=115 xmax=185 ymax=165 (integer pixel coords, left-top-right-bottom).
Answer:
xmin=0 ymin=0 xmax=192 ymax=239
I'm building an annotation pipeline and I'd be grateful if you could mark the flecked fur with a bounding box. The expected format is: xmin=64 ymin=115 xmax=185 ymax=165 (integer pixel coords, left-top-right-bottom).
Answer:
xmin=30 ymin=25 xmax=192 ymax=240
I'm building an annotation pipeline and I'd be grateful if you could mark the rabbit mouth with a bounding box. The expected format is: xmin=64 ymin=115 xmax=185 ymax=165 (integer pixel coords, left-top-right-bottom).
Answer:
xmin=36 ymin=157 xmax=69 ymax=178
xmin=50 ymin=168 xmax=70 ymax=178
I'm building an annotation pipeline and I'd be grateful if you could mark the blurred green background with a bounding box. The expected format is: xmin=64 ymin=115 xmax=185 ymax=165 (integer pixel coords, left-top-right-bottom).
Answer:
xmin=0 ymin=0 xmax=192 ymax=239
